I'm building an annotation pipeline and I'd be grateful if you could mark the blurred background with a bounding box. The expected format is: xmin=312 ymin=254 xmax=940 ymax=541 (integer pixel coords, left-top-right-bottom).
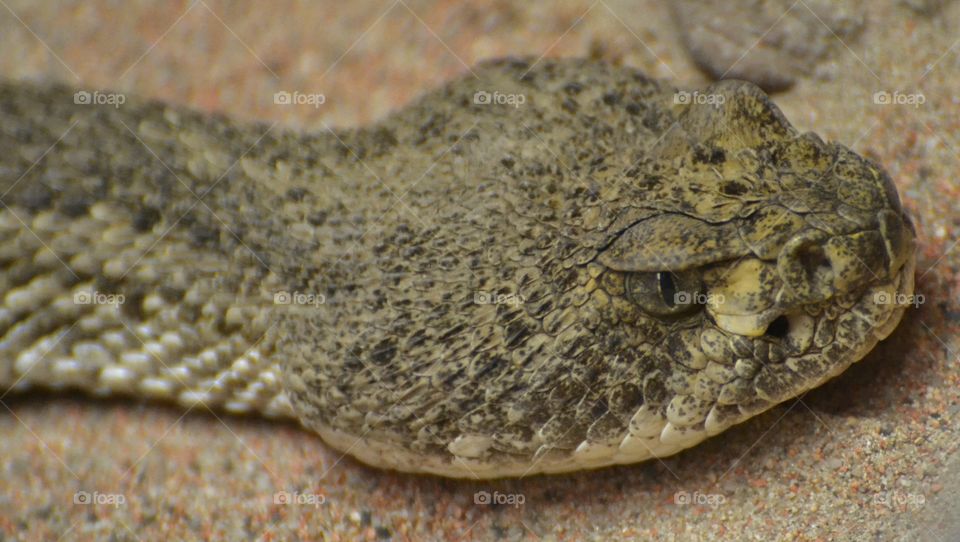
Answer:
xmin=1 ymin=1 xmax=958 ymax=540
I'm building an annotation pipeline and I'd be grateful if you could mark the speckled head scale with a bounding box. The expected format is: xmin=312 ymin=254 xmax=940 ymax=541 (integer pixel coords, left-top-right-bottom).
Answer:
xmin=0 ymin=58 xmax=915 ymax=478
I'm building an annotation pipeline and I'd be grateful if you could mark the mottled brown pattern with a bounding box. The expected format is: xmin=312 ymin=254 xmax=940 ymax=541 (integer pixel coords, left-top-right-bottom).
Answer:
xmin=0 ymin=58 xmax=915 ymax=478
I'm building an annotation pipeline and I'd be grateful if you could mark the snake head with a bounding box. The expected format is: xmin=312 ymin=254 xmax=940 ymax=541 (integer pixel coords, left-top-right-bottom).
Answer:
xmin=274 ymin=62 xmax=918 ymax=477
xmin=595 ymin=79 xmax=916 ymax=447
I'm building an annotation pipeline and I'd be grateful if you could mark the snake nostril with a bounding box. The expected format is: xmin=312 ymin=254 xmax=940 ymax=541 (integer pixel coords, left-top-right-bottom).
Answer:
xmin=797 ymin=244 xmax=832 ymax=280
xmin=765 ymin=315 xmax=790 ymax=338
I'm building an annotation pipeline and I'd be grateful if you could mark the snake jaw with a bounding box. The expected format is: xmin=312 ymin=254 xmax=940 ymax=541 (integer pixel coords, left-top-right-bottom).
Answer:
xmin=706 ymin=203 xmax=917 ymax=408
xmin=709 ymin=310 xmax=781 ymax=337
xmin=702 ymin=258 xmax=781 ymax=337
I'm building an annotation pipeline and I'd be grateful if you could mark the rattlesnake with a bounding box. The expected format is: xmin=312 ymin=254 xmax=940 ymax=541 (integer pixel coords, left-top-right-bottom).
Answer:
xmin=0 ymin=58 xmax=916 ymax=478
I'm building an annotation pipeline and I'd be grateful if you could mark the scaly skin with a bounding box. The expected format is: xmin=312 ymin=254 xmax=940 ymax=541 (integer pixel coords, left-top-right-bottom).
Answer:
xmin=0 ymin=58 xmax=916 ymax=478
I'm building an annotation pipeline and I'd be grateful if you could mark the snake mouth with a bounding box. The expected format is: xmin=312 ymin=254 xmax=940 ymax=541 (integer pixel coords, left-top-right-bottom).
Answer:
xmin=694 ymin=205 xmax=918 ymax=411
xmin=764 ymin=254 xmax=913 ymax=398
xmin=704 ymin=205 xmax=917 ymax=339
xmin=708 ymin=307 xmax=788 ymax=338
xmin=663 ymin=258 xmax=916 ymax=457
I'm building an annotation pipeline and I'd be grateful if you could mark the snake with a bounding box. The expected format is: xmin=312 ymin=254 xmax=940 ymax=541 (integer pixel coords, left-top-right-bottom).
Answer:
xmin=0 ymin=58 xmax=916 ymax=479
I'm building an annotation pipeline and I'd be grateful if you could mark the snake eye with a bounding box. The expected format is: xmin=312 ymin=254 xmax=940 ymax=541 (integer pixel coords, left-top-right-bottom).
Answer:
xmin=625 ymin=270 xmax=703 ymax=316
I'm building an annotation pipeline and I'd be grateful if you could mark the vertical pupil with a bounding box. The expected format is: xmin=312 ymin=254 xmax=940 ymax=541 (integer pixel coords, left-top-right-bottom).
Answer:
xmin=658 ymin=272 xmax=677 ymax=307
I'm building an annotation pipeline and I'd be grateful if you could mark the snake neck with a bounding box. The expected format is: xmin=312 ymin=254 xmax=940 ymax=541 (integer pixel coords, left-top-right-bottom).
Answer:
xmin=0 ymin=80 xmax=366 ymax=417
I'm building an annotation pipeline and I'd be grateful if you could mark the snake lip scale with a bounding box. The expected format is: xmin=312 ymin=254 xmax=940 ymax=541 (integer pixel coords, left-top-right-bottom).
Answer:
xmin=0 ymin=57 xmax=916 ymax=479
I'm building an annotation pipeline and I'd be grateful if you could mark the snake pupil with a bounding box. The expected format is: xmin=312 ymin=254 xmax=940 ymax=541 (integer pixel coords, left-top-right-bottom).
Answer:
xmin=658 ymin=272 xmax=678 ymax=308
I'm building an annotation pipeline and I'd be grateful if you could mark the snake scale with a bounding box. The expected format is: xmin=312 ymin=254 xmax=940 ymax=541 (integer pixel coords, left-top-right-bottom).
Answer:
xmin=0 ymin=59 xmax=916 ymax=478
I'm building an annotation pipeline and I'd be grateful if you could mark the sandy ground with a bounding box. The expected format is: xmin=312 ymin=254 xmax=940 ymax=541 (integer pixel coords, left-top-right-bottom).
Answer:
xmin=1 ymin=1 xmax=959 ymax=540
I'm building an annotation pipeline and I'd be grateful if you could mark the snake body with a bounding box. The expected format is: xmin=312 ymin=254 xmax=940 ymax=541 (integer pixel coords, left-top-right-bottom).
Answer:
xmin=0 ymin=59 xmax=915 ymax=478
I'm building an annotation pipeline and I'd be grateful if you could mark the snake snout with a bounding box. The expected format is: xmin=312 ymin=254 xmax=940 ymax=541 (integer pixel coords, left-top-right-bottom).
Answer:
xmin=878 ymin=209 xmax=916 ymax=279
xmin=776 ymin=224 xmax=893 ymax=304
xmin=705 ymin=211 xmax=911 ymax=339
